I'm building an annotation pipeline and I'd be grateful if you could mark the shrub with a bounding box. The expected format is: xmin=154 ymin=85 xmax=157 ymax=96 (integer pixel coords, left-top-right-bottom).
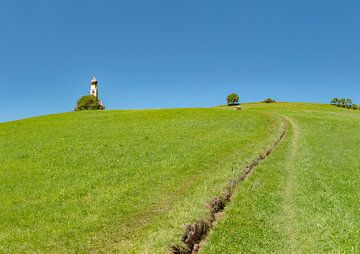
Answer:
xmin=338 ymin=98 xmax=346 ymax=108
xmin=226 ymin=93 xmax=239 ymax=106
xmin=346 ymin=98 xmax=352 ymax=109
xmin=263 ymin=98 xmax=276 ymax=103
xmin=75 ymin=95 xmax=105 ymax=111
xmin=330 ymin=97 xmax=358 ymax=110
xmin=330 ymin=98 xmax=338 ymax=106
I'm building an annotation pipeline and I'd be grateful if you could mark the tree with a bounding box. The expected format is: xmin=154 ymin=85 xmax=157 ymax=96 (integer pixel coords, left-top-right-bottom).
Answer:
xmin=263 ymin=98 xmax=276 ymax=103
xmin=332 ymin=97 xmax=358 ymax=110
xmin=330 ymin=98 xmax=338 ymax=106
xmin=75 ymin=95 xmax=105 ymax=111
xmin=346 ymin=98 xmax=352 ymax=109
xmin=226 ymin=93 xmax=239 ymax=106
xmin=339 ymin=98 xmax=346 ymax=108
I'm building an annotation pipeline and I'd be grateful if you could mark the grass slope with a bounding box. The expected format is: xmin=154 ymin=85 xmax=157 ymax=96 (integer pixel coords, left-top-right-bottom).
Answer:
xmin=201 ymin=103 xmax=360 ymax=253
xmin=0 ymin=108 xmax=281 ymax=253
xmin=2 ymin=103 xmax=359 ymax=253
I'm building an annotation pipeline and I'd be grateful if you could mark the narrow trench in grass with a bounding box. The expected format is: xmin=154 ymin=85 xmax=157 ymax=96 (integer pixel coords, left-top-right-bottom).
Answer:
xmin=170 ymin=117 xmax=288 ymax=254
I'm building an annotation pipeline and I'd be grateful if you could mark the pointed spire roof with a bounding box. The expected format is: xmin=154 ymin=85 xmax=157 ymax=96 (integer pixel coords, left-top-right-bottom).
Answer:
xmin=91 ymin=75 xmax=98 ymax=84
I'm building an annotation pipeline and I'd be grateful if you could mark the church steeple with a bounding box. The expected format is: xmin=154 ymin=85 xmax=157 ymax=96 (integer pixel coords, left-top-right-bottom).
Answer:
xmin=90 ymin=75 xmax=98 ymax=98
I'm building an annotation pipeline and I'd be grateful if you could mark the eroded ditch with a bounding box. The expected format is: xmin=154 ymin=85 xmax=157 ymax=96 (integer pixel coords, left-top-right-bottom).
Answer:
xmin=171 ymin=118 xmax=288 ymax=254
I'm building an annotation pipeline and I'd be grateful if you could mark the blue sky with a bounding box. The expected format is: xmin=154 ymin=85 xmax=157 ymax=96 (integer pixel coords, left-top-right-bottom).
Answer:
xmin=1 ymin=0 xmax=359 ymax=122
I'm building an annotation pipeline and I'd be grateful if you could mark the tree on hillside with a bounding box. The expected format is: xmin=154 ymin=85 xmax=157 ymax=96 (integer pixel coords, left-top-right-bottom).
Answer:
xmin=226 ymin=93 xmax=239 ymax=106
xmin=339 ymin=98 xmax=346 ymax=108
xmin=331 ymin=97 xmax=359 ymax=110
xmin=330 ymin=98 xmax=339 ymax=106
xmin=75 ymin=95 xmax=105 ymax=111
xmin=346 ymin=98 xmax=352 ymax=109
xmin=263 ymin=98 xmax=276 ymax=103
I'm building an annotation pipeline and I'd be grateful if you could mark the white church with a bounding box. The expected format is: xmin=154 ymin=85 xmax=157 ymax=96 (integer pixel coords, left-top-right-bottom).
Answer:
xmin=74 ymin=75 xmax=105 ymax=111
xmin=89 ymin=75 xmax=104 ymax=109
xmin=90 ymin=75 xmax=99 ymax=98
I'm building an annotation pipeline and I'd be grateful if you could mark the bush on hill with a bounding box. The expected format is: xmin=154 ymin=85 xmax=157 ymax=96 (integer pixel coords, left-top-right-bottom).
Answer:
xmin=263 ymin=98 xmax=276 ymax=103
xmin=226 ymin=93 xmax=240 ymax=106
xmin=330 ymin=98 xmax=359 ymax=110
xmin=330 ymin=97 xmax=339 ymax=106
xmin=75 ymin=95 xmax=105 ymax=111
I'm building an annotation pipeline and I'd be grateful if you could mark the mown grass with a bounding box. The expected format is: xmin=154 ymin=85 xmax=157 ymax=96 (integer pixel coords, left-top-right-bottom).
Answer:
xmin=201 ymin=103 xmax=360 ymax=253
xmin=3 ymin=103 xmax=359 ymax=253
xmin=0 ymin=108 xmax=282 ymax=253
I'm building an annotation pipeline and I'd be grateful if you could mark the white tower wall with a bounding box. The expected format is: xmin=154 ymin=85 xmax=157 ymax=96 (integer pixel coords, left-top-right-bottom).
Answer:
xmin=90 ymin=76 xmax=98 ymax=98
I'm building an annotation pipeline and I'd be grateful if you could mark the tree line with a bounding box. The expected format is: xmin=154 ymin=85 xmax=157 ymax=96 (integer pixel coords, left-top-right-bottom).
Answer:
xmin=330 ymin=98 xmax=359 ymax=110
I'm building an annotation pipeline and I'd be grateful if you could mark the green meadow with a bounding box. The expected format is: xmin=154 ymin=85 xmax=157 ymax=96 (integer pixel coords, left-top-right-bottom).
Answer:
xmin=1 ymin=103 xmax=359 ymax=253
xmin=202 ymin=103 xmax=360 ymax=253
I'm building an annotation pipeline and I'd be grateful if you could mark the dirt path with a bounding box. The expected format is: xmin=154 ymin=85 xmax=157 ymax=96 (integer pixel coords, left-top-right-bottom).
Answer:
xmin=171 ymin=116 xmax=289 ymax=254
xmin=281 ymin=116 xmax=300 ymax=252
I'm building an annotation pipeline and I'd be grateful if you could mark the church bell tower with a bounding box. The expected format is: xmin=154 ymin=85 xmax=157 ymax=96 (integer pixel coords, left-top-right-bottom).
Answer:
xmin=90 ymin=75 xmax=98 ymax=98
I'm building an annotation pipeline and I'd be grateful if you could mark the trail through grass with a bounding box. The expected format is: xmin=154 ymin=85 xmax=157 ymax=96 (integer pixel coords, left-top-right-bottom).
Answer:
xmin=201 ymin=103 xmax=360 ymax=253
xmin=282 ymin=116 xmax=299 ymax=252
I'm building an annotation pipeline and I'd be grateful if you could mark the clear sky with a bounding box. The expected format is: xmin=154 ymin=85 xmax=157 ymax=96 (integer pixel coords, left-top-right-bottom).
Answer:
xmin=1 ymin=0 xmax=359 ymax=122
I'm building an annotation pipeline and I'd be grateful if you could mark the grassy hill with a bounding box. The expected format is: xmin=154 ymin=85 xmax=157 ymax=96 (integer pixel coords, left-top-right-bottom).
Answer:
xmin=1 ymin=103 xmax=359 ymax=253
xmin=202 ymin=103 xmax=360 ymax=253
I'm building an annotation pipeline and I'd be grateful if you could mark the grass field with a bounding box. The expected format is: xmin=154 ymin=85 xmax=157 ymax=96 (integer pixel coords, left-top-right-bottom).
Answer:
xmin=0 ymin=108 xmax=281 ymax=253
xmin=1 ymin=103 xmax=359 ymax=253
xmin=201 ymin=103 xmax=360 ymax=253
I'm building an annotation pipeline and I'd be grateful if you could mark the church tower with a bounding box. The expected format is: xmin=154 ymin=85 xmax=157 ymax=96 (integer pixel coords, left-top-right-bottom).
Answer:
xmin=90 ymin=75 xmax=98 ymax=98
